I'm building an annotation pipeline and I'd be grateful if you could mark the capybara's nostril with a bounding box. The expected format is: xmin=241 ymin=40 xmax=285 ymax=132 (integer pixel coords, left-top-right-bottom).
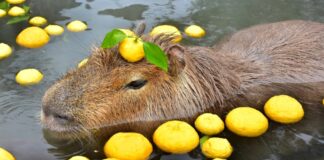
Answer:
xmin=52 ymin=112 xmax=74 ymax=124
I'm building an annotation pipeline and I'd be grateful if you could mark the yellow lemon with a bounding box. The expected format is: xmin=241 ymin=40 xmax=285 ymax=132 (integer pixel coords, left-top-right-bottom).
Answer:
xmin=6 ymin=0 xmax=25 ymax=4
xmin=0 ymin=43 xmax=13 ymax=60
xmin=150 ymin=25 xmax=182 ymax=43
xmin=0 ymin=9 xmax=6 ymax=18
xmin=225 ymin=107 xmax=268 ymax=137
xmin=78 ymin=58 xmax=88 ymax=68
xmin=44 ymin=25 xmax=64 ymax=36
xmin=8 ymin=6 xmax=25 ymax=16
xmin=16 ymin=27 xmax=50 ymax=48
xmin=213 ymin=158 xmax=227 ymax=160
xmin=68 ymin=156 xmax=89 ymax=160
xmin=118 ymin=28 xmax=136 ymax=36
xmin=103 ymin=158 xmax=119 ymax=160
xmin=16 ymin=68 xmax=43 ymax=86
xmin=201 ymin=137 xmax=233 ymax=159
xmin=29 ymin=16 xmax=47 ymax=26
xmin=195 ymin=113 xmax=224 ymax=135
xmin=67 ymin=20 xmax=87 ymax=32
xmin=104 ymin=132 xmax=153 ymax=160
xmin=0 ymin=147 xmax=15 ymax=160
xmin=185 ymin=25 xmax=206 ymax=38
xmin=153 ymin=120 xmax=199 ymax=154
xmin=119 ymin=37 xmax=144 ymax=62
xmin=264 ymin=95 xmax=304 ymax=124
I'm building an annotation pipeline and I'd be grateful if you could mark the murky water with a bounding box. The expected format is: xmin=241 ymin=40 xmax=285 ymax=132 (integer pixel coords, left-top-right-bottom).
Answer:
xmin=1 ymin=0 xmax=324 ymax=159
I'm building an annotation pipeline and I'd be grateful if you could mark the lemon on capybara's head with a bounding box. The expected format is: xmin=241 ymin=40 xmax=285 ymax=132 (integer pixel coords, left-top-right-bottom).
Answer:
xmin=264 ymin=95 xmax=304 ymax=124
xmin=195 ymin=113 xmax=224 ymax=135
xmin=0 ymin=147 xmax=15 ymax=160
xmin=184 ymin=25 xmax=206 ymax=38
xmin=16 ymin=68 xmax=44 ymax=86
xmin=153 ymin=120 xmax=199 ymax=154
xmin=201 ymin=137 xmax=233 ymax=159
xmin=119 ymin=37 xmax=145 ymax=62
xmin=104 ymin=132 xmax=153 ymax=160
xmin=16 ymin=27 xmax=50 ymax=48
xmin=225 ymin=107 xmax=268 ymax=137
xmin=150 ymin=25 xmax=182 ymax=43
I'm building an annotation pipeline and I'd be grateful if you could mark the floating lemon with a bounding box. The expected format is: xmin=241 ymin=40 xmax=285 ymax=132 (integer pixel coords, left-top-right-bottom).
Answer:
xmin=16 ymin=68 xmax=43 ymax=86
xmin=195 ymin=113 xmax=224 ymax=135
xmin=213 ymin=158 xmax=226 ymax=160
xmin=29 ymin=16 xmax=47 ymax=26
xmin=264 ymin=95 xmax=304 ymax=124
xmin=119 ymin=28 xmax=136 ymax=36
xmin=201 ymin=137 xmax=233 ymax=159
xmin=119 ymin=37 xmax=144 ymax=62
xmin=44 ymin=25 xmax=64 ymax=36
xmin=0 ymin=43 xmax=13 ymax=60
xmin=0 ymin=9 xmax=6 ymax=18
xmin=68 ymin=156 xmax=89 ymax=160
xmin=6 ymin=0 xmax=25 ymax=4
xmin=77 ymin=58 xmax=88 ymax=68
xmin=153 ymin=120 xmax=199 ymax=154
xmin=8 ymin=6 xmax=25 ymax=16
xmin=150 ymin=25 xmax=182 ymax=43
xmin=185 ymin=25 xmax=206 ymax=38
xmin=104 ymin=132 xmax=153 ymax=160
xmin=0 ymin=147 xmax=15 ymax=160
xmin=16 ymin=27 xmax=50 ymax=48
xmin=67 ymin=20 xmax=87 ymax=32
xmin=225 ymin=107 xmax=268 ymax=137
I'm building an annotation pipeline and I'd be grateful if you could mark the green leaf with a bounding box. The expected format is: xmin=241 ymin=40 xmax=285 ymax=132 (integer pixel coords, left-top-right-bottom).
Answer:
xmin=199 ymin=136 xmax=209 ymax=146
xmin=22 ymin=5 xmax=30 ymax=13
xmin=7 ymin=15 xmax=30 ymax=25
xmin=101 ymin=29 xmax=127 ymax=48
xmin=0 ymin=1 xmax=9 ymax=10
xmin=143 ymin=42 xmax=168 ymax=72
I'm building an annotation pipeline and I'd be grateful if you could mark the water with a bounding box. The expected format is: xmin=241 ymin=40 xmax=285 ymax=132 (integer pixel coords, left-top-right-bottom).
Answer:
xmin=1 ymin=0 xmax=324 ymax=159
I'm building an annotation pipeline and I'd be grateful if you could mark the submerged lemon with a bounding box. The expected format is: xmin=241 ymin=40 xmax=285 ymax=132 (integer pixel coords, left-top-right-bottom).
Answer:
xmin=264 ymin=95 xmax=304 ymax=124
xmin=225 ymin=107 xmax=268 ymax=137
xmin=16 ymin=68 xmax=43 ymax=86
xmin=77 ymin=58 xmax=88 ymax=68
xmin=68 ymin=156 xmax=89 ymax=160
xmin=8 ymin=6 xmax=25 ymax=16
xmin=0 ymin=43 xmax=13 ymax=60
xmin=29 ymin=16 xmax=47 ymax=26
xmin=44 ymin=24 xmax=64 ymax=36
xmin=153 ymin=120 xmax=199 ymax=154
xmin=119 ymin=37 xmax=144 ymax=62
xmin=118 ymin=28 xmax=136 ymax=36
xmin=6 ymin=0 xmax=25 ymax=4
xmin=16 ymin=27 xmax=50 ymax=48
xmin=0 ymin=9 xmax=6 ymax=18
xmin=195 ymin=113 xmax=224 ymax=135
xmin=150 ymin=25 xmax=182 ymax=43
xmin=67 ymin=20 xmax=87 ymax=32
xmin=185 ymin=25 xmax=206 ymax=38
xmin=104 ymin=132 xmax=153 ymax=160
xmin=0 ymin=147 xmax=15 ymax=160
xmin=201 ymin=137 xmax=233 ymax=159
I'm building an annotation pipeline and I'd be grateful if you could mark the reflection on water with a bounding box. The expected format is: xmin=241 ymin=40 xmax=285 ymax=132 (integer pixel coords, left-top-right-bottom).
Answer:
xmin=1 ymin=0 xmax=324 ymax=159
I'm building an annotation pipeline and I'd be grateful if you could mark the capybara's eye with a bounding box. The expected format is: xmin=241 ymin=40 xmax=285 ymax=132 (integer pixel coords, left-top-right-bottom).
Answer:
xmin=125 ymin=79 xmax=147 ymax=90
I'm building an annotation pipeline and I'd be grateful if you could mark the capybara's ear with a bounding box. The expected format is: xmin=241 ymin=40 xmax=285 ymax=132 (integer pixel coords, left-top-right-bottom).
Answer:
xmin=167 ymin=44 xmax=186 ymax=76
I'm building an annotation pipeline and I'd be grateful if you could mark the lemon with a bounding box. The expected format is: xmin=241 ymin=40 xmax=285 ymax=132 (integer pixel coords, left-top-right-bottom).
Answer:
xmin=67 ymin=20 xmax=87 ymax=32
xmin=103 ymin=158 xmax=119 ymax=160
xmin=16 ymin=68 xmax=43 ymax=86
xmin=0 ymin=147 xmax=15 ymax=160
xmin=29 ymin=16 xmax=47 ymax=26
xmin=118 ymin=29 xmax=136 ymax=36
xmin=78 ymin=58 xmax=88 ymax=68
xmin=150 ymin=25 xmax=182 ymax=43
xmin=68 ymin=156 xmax=89 ymax=160
xmin=119 ymin=37 xmax=144 ymax=62
xmin=153 ymin=120 xmax=199 ymax=154
xmin=104 ymin=132 xmax=152 ymax=160
xmin=8 ymin=6 xmax=25 ymax=16
xmin=213 ymin=158 xmax=226 ymax=160
xmin=0 ymin=43 xmax=13 ymax=60
xmin=201 ymin=137 xmax=233 ymax=159
xmin=6 ymin=0 xmax=25 ymax=4
xmin=44 ymin=25 xmax=64 ymax=36
xmin=16 ymin=27 xmax=50 ymax=48
xmin=195 ymin=113 xmax=224 ymax=135
xmin=225 ymin=107 xmax=268 ymax=137
xmin=0 ymin=9 xmax=6 ymax=18
xmin=264 ymin=95 xmax=304 ymax=124
xmin=185 ymin=25 xmax=206 ymax=38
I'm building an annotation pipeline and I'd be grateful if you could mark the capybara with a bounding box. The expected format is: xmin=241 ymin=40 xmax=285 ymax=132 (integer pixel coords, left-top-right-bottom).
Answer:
xmin=41 ymin=20 xmax=324 ymax=138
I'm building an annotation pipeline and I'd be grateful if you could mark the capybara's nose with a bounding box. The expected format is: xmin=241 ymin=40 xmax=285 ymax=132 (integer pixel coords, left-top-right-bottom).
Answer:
xmin=42 ymin=104 xmax=74 ymax=124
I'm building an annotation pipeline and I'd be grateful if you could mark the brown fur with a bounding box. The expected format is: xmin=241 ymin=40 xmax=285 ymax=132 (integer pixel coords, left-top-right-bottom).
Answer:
xmin=41 ymin=20 xmax=324 ymax=138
